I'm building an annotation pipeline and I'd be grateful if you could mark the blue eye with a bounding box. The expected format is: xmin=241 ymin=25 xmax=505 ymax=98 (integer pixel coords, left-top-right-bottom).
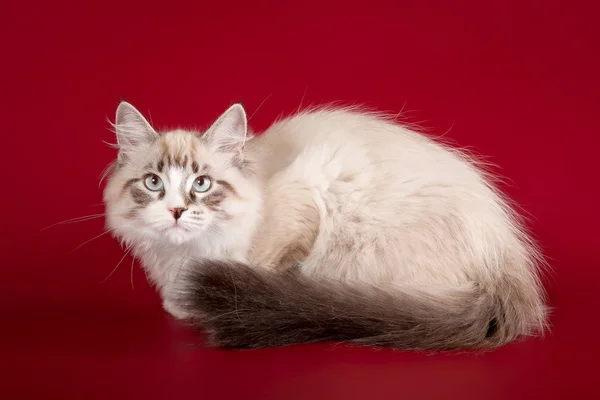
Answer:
xmin=144 ymin=174 xmax=164 ymax=191
xmin=192 ymin=176 xmax=211 ymax=193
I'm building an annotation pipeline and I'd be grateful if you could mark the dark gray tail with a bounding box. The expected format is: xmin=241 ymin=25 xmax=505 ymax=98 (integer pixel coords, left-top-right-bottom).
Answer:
xmin=174 ymin=260 xmax=536 ymax=350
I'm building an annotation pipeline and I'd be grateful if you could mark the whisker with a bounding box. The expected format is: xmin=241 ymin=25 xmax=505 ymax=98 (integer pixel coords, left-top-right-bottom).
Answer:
xmin=98 ymin=160 xmax=117 ymax=186
xmin=130 ymin=255 xmax=135 ymax=289
xmin=69 ymin=229 xmax=114 ymax=254
xmin=41 ymin=211 xmax=125 ymax=231
xmin=99 ymin=245 xmax=133 ymax=285
xmin=41 ymin=214 xmax=107 ymax=231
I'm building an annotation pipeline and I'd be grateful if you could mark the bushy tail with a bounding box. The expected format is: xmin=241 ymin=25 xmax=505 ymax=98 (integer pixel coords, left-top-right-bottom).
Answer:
xmin=174 ymin=260 xmax=546 ymax=350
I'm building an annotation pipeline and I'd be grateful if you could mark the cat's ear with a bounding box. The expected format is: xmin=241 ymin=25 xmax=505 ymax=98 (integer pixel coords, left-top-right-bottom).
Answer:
xmin=114 ymin=101 xmax=158 ymax=154
xmin=202 ymin=103 xmax=248 ymax=156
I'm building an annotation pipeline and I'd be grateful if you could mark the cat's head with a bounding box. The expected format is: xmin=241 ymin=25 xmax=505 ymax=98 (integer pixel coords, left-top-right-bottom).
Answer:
xmin=102 ymin=102 xmax=261 ymax=247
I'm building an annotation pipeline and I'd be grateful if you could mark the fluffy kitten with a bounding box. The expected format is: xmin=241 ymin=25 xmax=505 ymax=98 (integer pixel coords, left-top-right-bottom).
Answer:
xmin=103 ymin=101 xmax=548 ymax=350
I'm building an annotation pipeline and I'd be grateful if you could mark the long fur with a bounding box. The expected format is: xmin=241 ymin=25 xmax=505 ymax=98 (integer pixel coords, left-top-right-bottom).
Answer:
xmin=103 ymin=102 xmax=549 ymax=349
xmin=175 ymin=260 xmax=540 ymax=350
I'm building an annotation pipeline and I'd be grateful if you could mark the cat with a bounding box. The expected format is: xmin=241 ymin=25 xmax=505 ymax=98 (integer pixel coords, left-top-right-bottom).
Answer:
xmin=102 ymin=100 xmax=548 ymax=350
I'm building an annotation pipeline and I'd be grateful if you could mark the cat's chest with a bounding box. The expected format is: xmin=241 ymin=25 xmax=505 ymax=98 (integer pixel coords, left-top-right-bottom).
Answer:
xmin=135 ymin=239 xmax=247 ymax=288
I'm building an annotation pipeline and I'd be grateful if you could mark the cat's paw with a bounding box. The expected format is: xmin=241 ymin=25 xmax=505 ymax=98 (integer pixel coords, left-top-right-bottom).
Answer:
xmin=162 ymin=298 xmax=192 ymax=320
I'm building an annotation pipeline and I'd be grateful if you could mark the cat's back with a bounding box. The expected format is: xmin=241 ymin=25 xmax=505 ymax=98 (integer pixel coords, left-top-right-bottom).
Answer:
xmin=250 ymin=106 xmax=482 ymax=189
xmin=260 ymin=106 xmax=423 ymax=150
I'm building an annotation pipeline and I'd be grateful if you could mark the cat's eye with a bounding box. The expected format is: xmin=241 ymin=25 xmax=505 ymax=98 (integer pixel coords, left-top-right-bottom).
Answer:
xmin=192 ymin=176 xmax=211 ymax=193
xmin=144 ymin=174 xmax=164 ymax=191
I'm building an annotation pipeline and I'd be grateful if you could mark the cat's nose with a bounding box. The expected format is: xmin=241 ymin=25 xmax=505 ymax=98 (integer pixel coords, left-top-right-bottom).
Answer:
xmin=170 ymin=207 xmax=188 ymax=220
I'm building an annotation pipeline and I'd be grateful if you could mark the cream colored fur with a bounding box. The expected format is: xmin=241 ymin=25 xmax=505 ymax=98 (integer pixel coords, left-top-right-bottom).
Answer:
xmin=103 ymin=102 xmax=547 ymax=341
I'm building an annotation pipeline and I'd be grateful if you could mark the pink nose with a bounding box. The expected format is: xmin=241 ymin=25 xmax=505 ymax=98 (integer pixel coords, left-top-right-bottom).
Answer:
xmin=169 ymin=207 xmax=187 ymax=220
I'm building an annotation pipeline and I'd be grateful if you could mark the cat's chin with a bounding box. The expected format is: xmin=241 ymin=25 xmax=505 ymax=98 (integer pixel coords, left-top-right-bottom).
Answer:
xmin=163 ymin=228 xmax=196 ymax=245
xmin=117 ymin=225 xmax=202 ymax=246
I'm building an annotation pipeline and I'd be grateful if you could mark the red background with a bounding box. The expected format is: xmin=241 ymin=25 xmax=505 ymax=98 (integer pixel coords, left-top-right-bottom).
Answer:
xmin=1 ymin=1 xmax=598 ymax=398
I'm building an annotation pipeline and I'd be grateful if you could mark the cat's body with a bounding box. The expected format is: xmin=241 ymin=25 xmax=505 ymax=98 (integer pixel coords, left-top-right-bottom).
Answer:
xmin=103 ymin=101 xmax=548 ymax=350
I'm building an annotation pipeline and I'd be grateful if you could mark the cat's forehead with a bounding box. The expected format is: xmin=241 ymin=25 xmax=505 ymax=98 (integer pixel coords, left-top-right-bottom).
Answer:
xmin=160 ymin=130 xmax=203 ymax=157
xmin=155 ymin=130 xmax=205 ymax=169
xmin=123 ymin=129 xmax=221 ymax=175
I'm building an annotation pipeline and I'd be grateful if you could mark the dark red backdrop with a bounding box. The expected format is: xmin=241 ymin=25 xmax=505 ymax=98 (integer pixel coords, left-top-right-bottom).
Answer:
xmin=1 ymin=1 xmax=598 ymax=399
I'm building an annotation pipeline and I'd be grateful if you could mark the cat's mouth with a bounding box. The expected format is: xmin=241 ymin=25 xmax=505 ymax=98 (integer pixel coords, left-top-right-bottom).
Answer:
xmin=169 ymin=224 xmax=186 ymax=231
xmin=153 ymin=222 xmax=189 ymax=234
